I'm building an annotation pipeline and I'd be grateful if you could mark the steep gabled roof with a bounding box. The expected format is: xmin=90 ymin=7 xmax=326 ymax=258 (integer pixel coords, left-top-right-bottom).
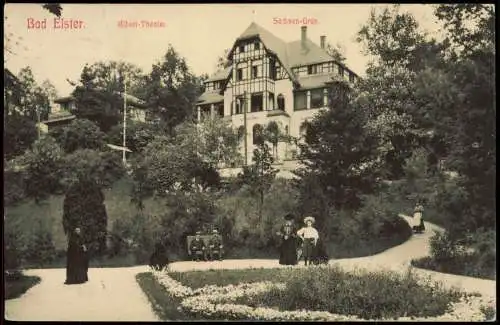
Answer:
xmin=197 ymin=23 xmax=359 ymax=102
xmin=229 ymin=22 xmax=297 ymax=84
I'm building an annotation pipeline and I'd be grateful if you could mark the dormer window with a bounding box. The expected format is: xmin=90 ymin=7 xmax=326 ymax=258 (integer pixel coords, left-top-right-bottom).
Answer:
xmin=239 ymin=44 xmax=245 ymax=53
xmin=254 ymin=41 xmax=260 ymax=50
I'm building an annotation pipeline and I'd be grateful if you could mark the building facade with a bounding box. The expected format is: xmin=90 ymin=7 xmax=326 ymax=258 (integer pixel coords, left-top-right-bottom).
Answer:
xmin=41 ymin=92 xmax=148 ymax=133
xmin=196 ymin=23 xmax=359 ymax=168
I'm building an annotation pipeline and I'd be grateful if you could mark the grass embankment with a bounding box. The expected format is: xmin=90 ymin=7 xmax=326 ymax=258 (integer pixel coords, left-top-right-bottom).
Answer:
xmin=411 ymin=256 xmax=496 ymax=281
xmin=4 ymin=271 xmax=41 ymax=300
xmin=6 ymin=176 xmax=412 ymax=268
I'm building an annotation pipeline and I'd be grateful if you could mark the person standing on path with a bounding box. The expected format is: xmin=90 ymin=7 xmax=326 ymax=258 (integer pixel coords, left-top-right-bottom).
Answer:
xmin=412 ymin=202 xmax=425 ymax=234
xmin=297 ymin=216 xmax=319 ymax=266
xmin=277 ymin=214 xmax=299 ymax=266
xmin=64 ymin=227 xmax=89 ymax=285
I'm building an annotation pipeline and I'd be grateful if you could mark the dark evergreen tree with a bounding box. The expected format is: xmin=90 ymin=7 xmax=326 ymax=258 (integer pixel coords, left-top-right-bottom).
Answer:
xmin=294 ymin=80 xmax=381 ymax=211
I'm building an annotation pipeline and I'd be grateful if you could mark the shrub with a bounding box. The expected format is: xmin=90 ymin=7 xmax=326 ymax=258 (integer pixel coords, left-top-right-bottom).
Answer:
xmin=22 ymin=228 xmax=57 ymax=267
xmin=323 ymin=194 xmax=412 ymax=255
xmin=4 ymin=168 xmax=26 ymax=205
xmin=109 ymin=213 xmax=163 ymax=264
xmin=215 ymin=178 xmax=298 ymax=256
xmin=234 ymin=266 xmax=462 ymax=320
xmin=4 ymin=274 xmax=41 ymax=300
xmin=4 ymin=226 xmax=22 ymax=271
xmin=413 ymin=228 xmax=496 ymax=280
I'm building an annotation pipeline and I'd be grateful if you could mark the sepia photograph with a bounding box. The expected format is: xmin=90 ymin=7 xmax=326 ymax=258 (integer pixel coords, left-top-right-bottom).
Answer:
xmin=3 ymin=3 xmax=496 ymax=321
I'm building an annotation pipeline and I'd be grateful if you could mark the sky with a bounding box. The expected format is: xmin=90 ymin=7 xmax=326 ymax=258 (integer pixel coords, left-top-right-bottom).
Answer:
xmin=4 ymin=3 xmax=442 ymax=97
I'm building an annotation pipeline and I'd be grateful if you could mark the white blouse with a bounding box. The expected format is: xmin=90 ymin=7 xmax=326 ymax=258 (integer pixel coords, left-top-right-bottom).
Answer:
xmin=297 ymin=227 xmax=319 ymax=240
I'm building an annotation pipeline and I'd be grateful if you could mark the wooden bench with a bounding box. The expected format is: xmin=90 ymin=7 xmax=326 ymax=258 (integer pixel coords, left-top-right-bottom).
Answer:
xmin=186 ymin=235 xmax=224 ymax=260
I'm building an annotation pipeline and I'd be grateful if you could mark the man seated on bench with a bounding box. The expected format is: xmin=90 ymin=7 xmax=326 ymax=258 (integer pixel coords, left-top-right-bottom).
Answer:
xmin=189 ymin=231 xmax=206 ymax=262
xmin=208 ymin=229 xmax=224 ymax=261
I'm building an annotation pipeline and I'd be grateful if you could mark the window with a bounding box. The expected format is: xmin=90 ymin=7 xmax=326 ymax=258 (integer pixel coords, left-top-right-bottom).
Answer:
xmin=251 ymin=93 xmax=263 ymax=112
xmin=349 ymin=73 xmax=355 ymax=83
xmin=235 ymin=97 xmax=245 ymax=114
xmin=338 ymin=65 xmax=344 ymax=76
xmin=216 ymin=103 xmax=224 ymax=117
xmin=285 ymin=125 xmax=289 ymax=135
xmin=254 ymin=41 xmax=260 ymax=50
xmin=237 ymin=69 xmax=243 ymax=81
xmin=277 ymin=94 xmax=285 ymax=111
xmin=200 ymin=105 xmax=211 ymax=121
xmin=252 ymin=66 xmax=258 ymax=79
xmin=268 ymin=93 xmax=275 ymax=110
xmin=253 ymin=124 xmax=264 ymax=145
xmin=269 ymin=59 xmax=276 ymax=80
xmin=239 ymin=44 xmax=245 ymax=53
xmin=310 ymin=89 xmax=324 ymax=109
xmin=294 ymin=91 xmax=307 ymax=110
xmin=308 ymin=65 xmax=318 ymax=75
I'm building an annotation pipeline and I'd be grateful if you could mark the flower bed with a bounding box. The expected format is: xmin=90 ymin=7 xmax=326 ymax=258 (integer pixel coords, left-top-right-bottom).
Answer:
xmin=152 ymin=268 xmax=493 ymax=321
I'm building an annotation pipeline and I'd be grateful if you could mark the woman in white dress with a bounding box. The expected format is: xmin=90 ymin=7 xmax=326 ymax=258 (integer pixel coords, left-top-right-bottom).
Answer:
xmin=412 ymin=202 xmax=425 ymax=233
xmin=297 ymin=216 xmax=319 ymax=266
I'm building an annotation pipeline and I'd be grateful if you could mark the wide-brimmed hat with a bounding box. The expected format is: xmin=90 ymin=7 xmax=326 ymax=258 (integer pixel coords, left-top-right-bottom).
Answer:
xmin=212 ymin=229 xmax=218 ymax=234
xmin=304 ymin=216 xmax=315 ymax=224
xmin=195 ymin=231 xmax=202 ymax=235
xmin=284 ymin=213 xmax=294 ymax=221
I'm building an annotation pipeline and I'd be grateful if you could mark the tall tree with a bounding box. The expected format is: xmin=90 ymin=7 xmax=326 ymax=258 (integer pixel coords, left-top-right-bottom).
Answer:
xmin=237 ymin=142 xmax=278 ymax=226
xmin=72 ymin=61 xmax=146 ymax=132
xmin=295 ymin=80 xmax=381 ymax=211
xmin=139 ymin=45 xmax=205 ymax=132
xmin=356 ymin=4 xmax=448 ymax=178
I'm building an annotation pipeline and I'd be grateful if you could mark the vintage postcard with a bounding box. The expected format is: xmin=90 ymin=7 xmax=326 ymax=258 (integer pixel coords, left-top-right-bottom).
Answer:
xmin=4 ymin=3 xmax=496 ymax=322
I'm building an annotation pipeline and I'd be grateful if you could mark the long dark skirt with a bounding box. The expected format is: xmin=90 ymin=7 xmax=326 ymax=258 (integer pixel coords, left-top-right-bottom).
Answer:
xmin=65 ymin=241 xmax=89 ymax=285
xmin=279 ymin=237 xmax=298 ymax=265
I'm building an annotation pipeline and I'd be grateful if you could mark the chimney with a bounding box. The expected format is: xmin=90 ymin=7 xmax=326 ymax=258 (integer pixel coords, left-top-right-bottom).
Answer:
xmin=301 ymin=26 xmax=307 ymax=51
xmin=320 ymin=35 xmax=326 ymax=49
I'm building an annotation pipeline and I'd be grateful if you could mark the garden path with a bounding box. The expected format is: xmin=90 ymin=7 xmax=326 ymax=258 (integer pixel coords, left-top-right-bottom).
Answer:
xmin=5 ymin=214 xmax=495 ymax=321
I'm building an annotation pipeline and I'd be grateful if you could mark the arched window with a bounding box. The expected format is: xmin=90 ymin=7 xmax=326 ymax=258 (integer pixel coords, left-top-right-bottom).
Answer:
xmin=277 ymin=94 xmax=285 ymax=111
xmin=253 ymin=124 xmax=264 ymax=145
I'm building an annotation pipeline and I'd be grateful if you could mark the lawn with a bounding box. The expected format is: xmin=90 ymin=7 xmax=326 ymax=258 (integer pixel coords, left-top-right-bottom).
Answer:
xmin=139 ymin=266 xmax=491 ymax=321
xmin=4 ymin=271 xmax=41 ymax=300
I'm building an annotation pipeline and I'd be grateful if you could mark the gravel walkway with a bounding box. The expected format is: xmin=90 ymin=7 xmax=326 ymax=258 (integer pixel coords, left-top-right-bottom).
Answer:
xmin=5 ymin=214 xmax=496 ymax=321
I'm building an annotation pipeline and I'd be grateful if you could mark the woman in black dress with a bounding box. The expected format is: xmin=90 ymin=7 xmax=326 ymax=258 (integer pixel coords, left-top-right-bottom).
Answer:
xmin=277 ymin=214 xmax=299 ymax=265
xmin=65 ymin=227 xmax=89 ymax=285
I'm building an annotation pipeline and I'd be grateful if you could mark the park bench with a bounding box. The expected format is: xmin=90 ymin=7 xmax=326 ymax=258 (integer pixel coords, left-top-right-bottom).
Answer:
xmin=186 ymin=234 xmax=224 ymax=261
